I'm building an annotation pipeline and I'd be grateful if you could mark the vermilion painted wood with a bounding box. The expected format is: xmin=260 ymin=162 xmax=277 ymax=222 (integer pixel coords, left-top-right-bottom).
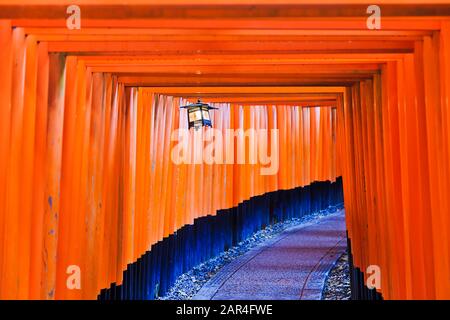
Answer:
xmin=42 ymin=53 xmax=66 ymax=300
xmin=1 ymin=2 xmax=450 ymax=300
xmin=0 ymin=21 xmax=12 ymax=297
xmin=3 ymin=27 xmax=26 ymax=299
xmin=29 ymin=40 xmax=49 ymax=300
xmin=424 ymin=32 xmax=450 ymax=298
xmin=1 ymin=1 xmax=447 ymax=5
xmin=55 ymin=56 xmax=78 ymax=299
xmin=8 ymin=18 xmax=443 ymax=30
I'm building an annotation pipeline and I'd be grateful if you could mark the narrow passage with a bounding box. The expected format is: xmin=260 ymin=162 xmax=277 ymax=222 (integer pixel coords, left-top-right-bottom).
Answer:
xmin=194 ymin=211 xmax=347 ymax=300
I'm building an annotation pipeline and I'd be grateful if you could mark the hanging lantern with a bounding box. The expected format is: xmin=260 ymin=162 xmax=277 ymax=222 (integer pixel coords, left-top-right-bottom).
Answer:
xmin=180 ymin=99 xmax=217 ymax=130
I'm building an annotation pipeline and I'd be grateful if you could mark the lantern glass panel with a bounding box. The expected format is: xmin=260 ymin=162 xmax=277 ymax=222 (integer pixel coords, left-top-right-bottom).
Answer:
xmin=188 ymin=107 xmax=202 ymax=122
xmin=202 ymin=108 xmax=211 ymax=121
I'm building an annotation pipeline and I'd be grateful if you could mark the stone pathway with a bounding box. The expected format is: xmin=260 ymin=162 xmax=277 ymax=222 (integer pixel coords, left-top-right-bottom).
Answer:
xmin=193 ymin=211 xmax=347 ymax=300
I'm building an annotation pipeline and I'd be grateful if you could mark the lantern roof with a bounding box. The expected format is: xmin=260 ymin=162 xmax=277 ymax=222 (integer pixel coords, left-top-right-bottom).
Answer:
xmin=181 ymin=99 xmax=218 ymax=110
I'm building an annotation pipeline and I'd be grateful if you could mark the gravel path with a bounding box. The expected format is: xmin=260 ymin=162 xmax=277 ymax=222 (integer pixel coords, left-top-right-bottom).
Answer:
xmin=321 ymin=252 xmax=351 ymax=300
xmin=159 ymin=207 xmax=344 ymax=300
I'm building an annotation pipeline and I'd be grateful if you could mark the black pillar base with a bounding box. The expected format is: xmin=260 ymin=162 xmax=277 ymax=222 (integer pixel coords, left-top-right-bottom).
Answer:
xmin=99 ymin=178 xmax=345 ymax=300
xmin=347 ymin=233 xmax=384 ymax=300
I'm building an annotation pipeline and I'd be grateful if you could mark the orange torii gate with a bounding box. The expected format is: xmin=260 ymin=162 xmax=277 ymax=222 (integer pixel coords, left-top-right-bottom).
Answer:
xmin=0 ymin=1 xmax=449 ymax=300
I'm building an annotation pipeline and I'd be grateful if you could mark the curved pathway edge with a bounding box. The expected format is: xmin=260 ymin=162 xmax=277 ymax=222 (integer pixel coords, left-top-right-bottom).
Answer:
xmin=193 ymin=210 xmax=347 ymax=300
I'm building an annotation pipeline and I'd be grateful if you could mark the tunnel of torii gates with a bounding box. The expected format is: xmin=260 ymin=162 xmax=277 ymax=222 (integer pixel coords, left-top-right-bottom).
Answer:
xmin=0 ymin=0 xmax=450 ymax=301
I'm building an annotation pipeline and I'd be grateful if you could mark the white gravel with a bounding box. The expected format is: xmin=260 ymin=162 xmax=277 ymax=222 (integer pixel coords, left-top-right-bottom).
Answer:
xmin=158 ymin=207 xmax=341 ymax=300
xmin=322 ymin=252 xmax=351 ymax=300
